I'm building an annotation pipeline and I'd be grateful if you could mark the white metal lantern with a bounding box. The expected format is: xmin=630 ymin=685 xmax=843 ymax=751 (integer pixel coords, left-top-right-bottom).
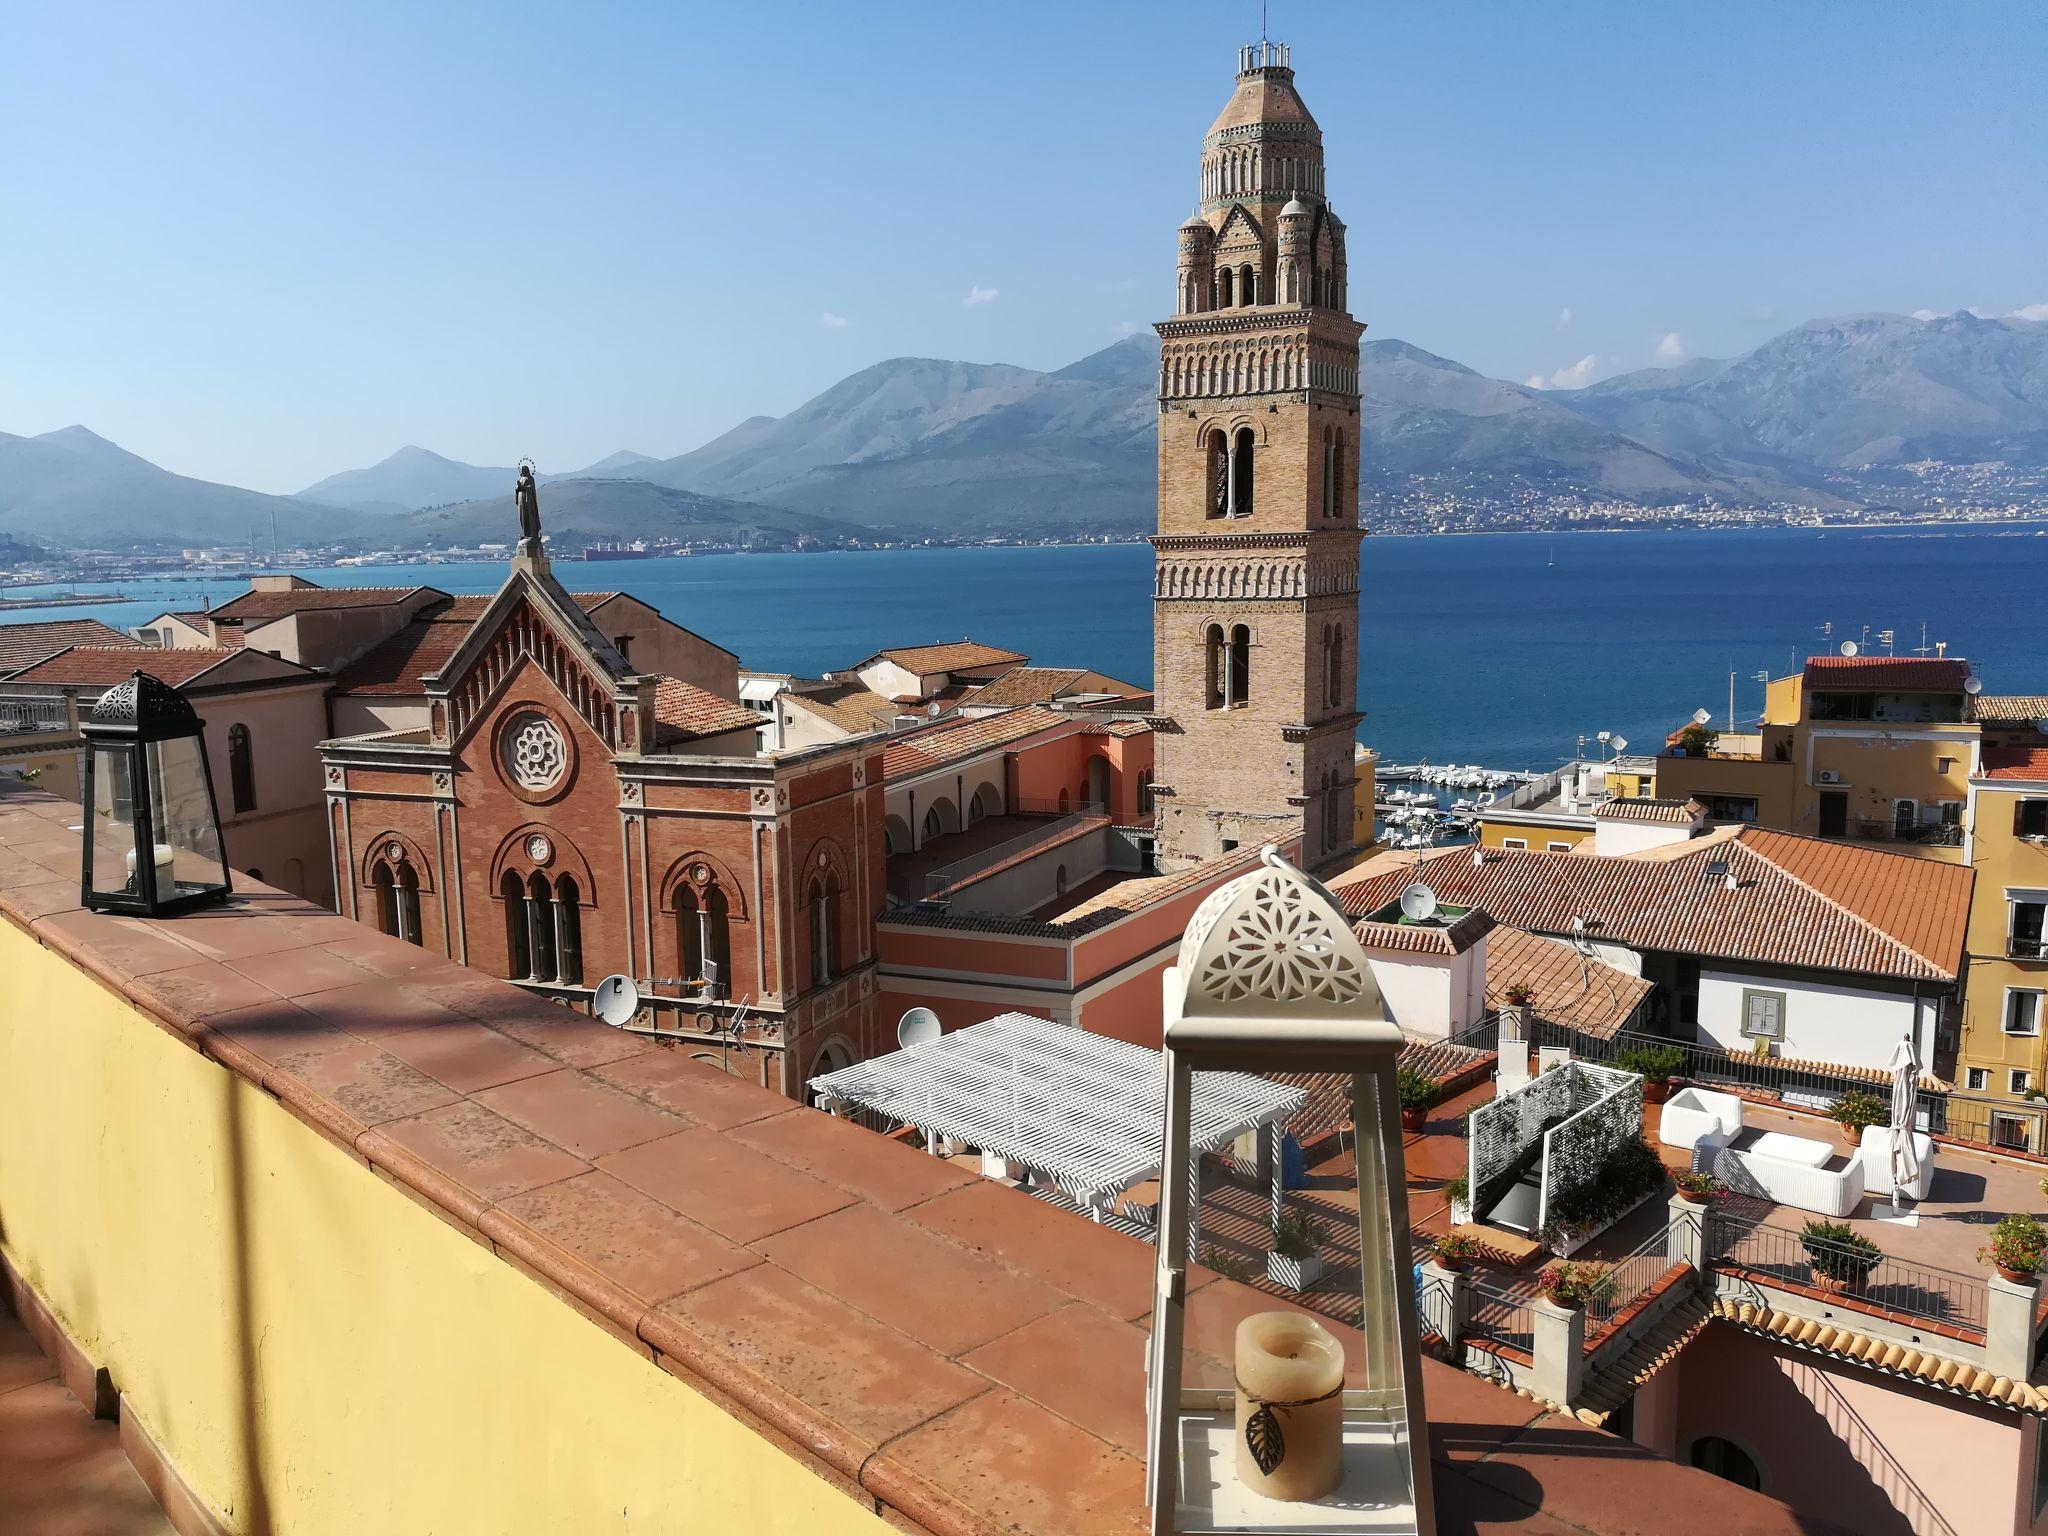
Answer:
xmin=1146 ymin=847 xmax=1434 ymax=1535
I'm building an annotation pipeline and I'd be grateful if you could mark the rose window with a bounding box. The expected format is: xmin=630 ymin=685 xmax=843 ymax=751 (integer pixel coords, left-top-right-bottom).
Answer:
xmin=503 ymin=714 xmax=568 ymax=793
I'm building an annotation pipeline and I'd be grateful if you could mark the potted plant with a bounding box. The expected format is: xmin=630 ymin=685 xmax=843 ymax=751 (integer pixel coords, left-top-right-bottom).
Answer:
xmin=1397 ymin=1066 xmax=1437 ymax=1132
xmin=1614 ymin=1043 xmax=1687 ymax=1105
xmin=1444 ymin=1172 xmax=1471 ymax=1226
xmin=1672 ymin=1170 xmax=1722 ymax=1206
xmin=1534 ymin=1260 xmax=1602 ymax=1310
xmin=1433 ymin=1232 xmax=1480 ymax=1272
xmin=1800 ymin=1219 xmax=1881 ymax=1294
xmin=1980 ymin=1214 xmax=2048 ymax=1284
xmin=1200 ymin=1245 xmax=1256 ymax=1284
xmin=1827 ymin=1089 xmax=1886 ymax=1149
xmin=1266 ymin=1207 xmax=1328 ymax=1290
xmin=1672 ymin=723 xmax=1719 ymax=758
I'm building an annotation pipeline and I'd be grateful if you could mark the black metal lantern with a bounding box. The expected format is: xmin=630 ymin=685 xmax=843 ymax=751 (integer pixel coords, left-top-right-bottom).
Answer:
xmin=80 ymin=670 xmax=232 ymax=915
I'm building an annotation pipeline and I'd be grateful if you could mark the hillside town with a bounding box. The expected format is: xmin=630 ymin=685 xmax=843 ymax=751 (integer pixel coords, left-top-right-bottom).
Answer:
xmin=1 ymin=26 xmax=2044 ymax=1536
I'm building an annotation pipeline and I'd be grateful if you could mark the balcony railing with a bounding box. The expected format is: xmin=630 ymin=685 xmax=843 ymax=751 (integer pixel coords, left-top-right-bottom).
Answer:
xmin=1704 ymin=1210 xmax=1987 ymax=1335
xmin=1464 ymin=1272 xmax=1534 ymax=1356
xmin=1854 ymin=818 xmax=1964 ymax=848
xmin=0 ymin=695 xmax=73 ymax=735
xmin=1582 ymin=1227 xmax=1684 ymax=1346
xmin=919 ymin=802 xmax=1105 ymax=900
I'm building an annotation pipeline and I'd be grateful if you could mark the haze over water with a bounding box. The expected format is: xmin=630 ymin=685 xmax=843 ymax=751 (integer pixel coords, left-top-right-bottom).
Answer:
xmin=16 ymin=525 xmax=2047 ymax=773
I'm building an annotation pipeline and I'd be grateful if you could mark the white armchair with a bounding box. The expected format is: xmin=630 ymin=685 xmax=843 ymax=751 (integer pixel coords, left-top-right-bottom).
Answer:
xmin=1717 ymin=1139 xmax=1865 ymax=1218
xmin=1660 ymin=1086 xmax=1744 ymax=1150
xmin=1858 ymin=1126 xmax=1935 ymax=1200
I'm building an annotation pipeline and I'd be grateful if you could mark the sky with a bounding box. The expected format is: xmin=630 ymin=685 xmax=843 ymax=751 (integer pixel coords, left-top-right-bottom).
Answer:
xmin=3 ymin=1 xmax=2042 ymax=494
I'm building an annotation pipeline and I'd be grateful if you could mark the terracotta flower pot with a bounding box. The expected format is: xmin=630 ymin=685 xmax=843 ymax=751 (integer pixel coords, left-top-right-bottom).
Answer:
xmin=1676 ymin=1188 xmax=1712 ymax=1206
xmin=1996 ymin=1262 xmax=2035 ymax=1285
xmin=1642 ymin=1078 xmax=1672 ymax=1105
xmin=1814 ymin=1273 xmax=1852 ymax=1296
xmin=1401 ymin=1106 xmax=1428 ymax=1132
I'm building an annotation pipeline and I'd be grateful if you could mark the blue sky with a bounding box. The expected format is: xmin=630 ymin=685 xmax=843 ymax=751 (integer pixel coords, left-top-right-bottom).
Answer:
xmin=3 ymin=1 xmax=2042 ymax=493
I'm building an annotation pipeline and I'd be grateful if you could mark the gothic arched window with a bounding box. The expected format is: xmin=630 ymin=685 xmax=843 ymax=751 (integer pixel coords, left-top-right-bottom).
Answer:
xmin=396 ymin=859 xmax=422 ymax=946
xmin=528 ymin=872 xmax=558 ymax=983
xmin=677 ymin=886 xmax=702 ymax=980
xmin=502 ymin=871 xmax=532 ymax=980
xmin=554 ymin=876 xmax=583 ymax=985
xmin=807 ymin=876 xmax=840 ymax=988
xmin=1217 ymin=266 xmax=1234 ymax=308
xmin=373 ymin=863 xmax=398 ymax=938
xmin=1228 ymin=625 xmax=1251 ymax=705
xmin=1231 ymin=426 xmax=1256 ymax=517
xmin=1206 ymin=429 xmax=1229 ymax=518
xmin=1240 ymin=263 xmax=1256 ymax=306
xmin=1331 ymin=429 xmax=1346 ymax=520
xmin=1204 ymin=625 xmax=1227 ymax=710
xmin=227 ymin=723 xmax=255 ymax=813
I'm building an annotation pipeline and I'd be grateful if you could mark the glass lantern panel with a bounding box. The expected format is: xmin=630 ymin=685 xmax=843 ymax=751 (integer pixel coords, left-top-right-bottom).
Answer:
xmin=86 ymin=743 xmax=143 ymax=902
xmin=145 ymin=735 xmax=227 ymax=895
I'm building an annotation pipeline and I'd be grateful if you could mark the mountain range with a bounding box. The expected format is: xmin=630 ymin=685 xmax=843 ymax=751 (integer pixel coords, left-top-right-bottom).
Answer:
xmin=5 ymin=310 xmax=2042 ymax=551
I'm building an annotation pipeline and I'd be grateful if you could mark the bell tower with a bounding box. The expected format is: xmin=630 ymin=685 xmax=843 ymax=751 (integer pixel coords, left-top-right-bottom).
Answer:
xmin=1151 ymin=41 xmax=1363 ymax=874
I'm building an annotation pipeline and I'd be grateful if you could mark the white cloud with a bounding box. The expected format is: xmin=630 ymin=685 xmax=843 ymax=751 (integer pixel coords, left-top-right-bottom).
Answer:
xmin=1555 ymin=307 xmax=1574 ymax=332
xmin=1911 ymin=309 xmax=1942 ymax=321
xmin=819 ymin=312 xmax=850 ymax=330
xmin=1654 ymin=331 xmax=1685 ymax=363
xmin=963 ymin=286 xmax=1000 ymax=307
xmin=2008 ymin=302 xmax=2048 ymax=322
xmin=1525 ymin=354 xmax=1599 ymax=390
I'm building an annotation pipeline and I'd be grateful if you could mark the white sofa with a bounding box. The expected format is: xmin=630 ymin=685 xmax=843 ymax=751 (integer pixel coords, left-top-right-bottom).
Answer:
xmin=1858 ymin=1126 xmax=1936 ymax=1200
xmin=1713 ymin=1132 xmax=1865 ymax=1219
xmin=1659 ymin=1086 xmax=1744 ymax=1150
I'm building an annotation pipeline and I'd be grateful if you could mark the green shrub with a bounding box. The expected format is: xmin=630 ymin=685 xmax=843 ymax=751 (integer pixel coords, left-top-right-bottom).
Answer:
xmin=1828 ymin=1090 xmax=1887 ymax=1135
xmin=1201 ymin=1245 xmax=1256 ymax=1283
xmin=1801 ymin=1219 xmax=1881 ymax=1284
xmin=1271 ymin=1207 xmax=1327 ymax=1261
xmin=1613 ymin=1044 xmax=1686 ymax=1083
xmin=1545 ymin=1135 xmax=1664 ymax=1233
xmin=1982 ymin=1214 xmax=2048 ymax=1275
xmin=1444 ymin=1173 xmax=1470 ymax=1207
xmin=1397 ymin=1066 xmax=1438 ymax=1111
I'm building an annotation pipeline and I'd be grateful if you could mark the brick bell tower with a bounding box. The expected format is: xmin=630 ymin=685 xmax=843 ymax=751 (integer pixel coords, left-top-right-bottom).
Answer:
xmin=1151 ymin=41 xmax=1364 ymax=874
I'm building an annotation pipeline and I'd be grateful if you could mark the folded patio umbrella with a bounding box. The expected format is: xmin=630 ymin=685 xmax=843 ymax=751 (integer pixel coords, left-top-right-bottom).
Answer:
xmin=1886 ymin=1033 xmax=1922 ymax=1214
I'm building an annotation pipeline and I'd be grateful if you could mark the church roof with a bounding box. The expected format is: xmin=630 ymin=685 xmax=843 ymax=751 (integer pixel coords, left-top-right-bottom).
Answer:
xmin=649 ymin=678 xmax=758 ymax=746
xmin=334 ymin=591 xmax=622 ymax=696
xmin=0 ymin=618 xmax=143 ymax=675
xmin=207 ymin=584 xmax=446 ymax=623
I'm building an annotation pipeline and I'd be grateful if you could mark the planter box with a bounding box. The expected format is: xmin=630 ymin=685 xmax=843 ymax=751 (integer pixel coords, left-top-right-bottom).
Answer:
xmin=1547 ymin=1187 xmax=1657 ymax=1258
xmin=1449 ymin=1199 xmax=1471 ymax=1228
xmin=1266 ymin=1251 xmax=1324 ymax=1290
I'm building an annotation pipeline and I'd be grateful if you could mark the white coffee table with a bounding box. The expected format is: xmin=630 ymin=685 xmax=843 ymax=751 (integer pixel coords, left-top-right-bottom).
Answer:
xmin=1748 ymin=1131 xmax=1832 ymax=1168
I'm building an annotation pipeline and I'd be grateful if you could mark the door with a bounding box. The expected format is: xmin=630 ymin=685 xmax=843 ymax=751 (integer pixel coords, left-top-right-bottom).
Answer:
xmin=1819 ymin=790 xmax=1848 ymax=837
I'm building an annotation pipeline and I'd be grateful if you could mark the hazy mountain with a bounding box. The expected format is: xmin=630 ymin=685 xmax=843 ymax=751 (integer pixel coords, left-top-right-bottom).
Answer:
xmin=1563 ymin=312 xmax=2048 ymax=483
xmin=567 ymin=449 xmax=658 ymax=477
xmin=0 ymin=426 xmax=371 ymax=548
xmin=299 ymin=445 xmax=514 ymax=514
xmin=381 ymin=477 xmax=868 ymax=551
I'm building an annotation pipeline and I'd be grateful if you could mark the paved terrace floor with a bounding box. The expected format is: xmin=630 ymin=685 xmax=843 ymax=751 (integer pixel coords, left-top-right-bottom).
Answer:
xmin=0 ymin=783 xmax=1841 ymax=1535
xmin=884 ymin=812 xmax=1105 ymax=903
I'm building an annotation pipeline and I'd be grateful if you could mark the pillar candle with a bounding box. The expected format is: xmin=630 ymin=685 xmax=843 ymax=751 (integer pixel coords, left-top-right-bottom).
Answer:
xmin=1233 ymin=1310 xmax=1344 ymax=1502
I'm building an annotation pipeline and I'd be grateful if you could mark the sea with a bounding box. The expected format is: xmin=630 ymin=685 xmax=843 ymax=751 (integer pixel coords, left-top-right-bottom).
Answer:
xmin=10 ymin=525 xmax=2046 ymax=774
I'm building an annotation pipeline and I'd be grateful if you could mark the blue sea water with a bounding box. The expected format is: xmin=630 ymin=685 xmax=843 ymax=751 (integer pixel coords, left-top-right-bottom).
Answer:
xmin=11 ymin=525 xmax=2046 ymax=773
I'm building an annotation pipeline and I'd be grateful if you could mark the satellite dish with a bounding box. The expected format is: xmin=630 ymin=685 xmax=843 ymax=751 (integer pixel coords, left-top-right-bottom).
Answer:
xmin=1691 ymin=708 xmax=1712 ymax=726
xmin=1839 ymin=640 xmax=1859 ymax=658
xmin=592 ymin=974 xmax=640 ymax=1027
xmin=2034 ymin=718 xmax=2048 ymax=736
xmin=1965 ymin=675 xmax=1984 ymax=695
xmin=1398 ymin=882 xmax=1439 ymax=922
xmin=1610 ymin=734 xmax=1629 ymax=754
xmin=897 ymin=1007 xmax=942 ymax=1049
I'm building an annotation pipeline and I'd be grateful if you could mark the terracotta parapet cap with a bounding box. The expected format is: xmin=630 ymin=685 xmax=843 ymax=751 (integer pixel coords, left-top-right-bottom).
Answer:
xmin=0 ymin=783 xmax=1824 ymax=1535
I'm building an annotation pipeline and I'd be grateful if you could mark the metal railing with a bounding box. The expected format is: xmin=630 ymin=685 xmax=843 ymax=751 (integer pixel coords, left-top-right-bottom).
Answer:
xmin=0 ymin=695 xmax=72 ymax=735
xmin=1416 ymin=1263 xmax=1456 ymax=1343
xmin=1854 ymin=818 xmax=1964 ymax=848
xmin=1582 ymin=1226 xmax=1682 ymax=1344
xmin=1704 ymin=1211 xmax=1987 ymax=1335
xmin=919 ymin=802 xmax=1105 ymax=899
xmin=1463 ymin=1272 xmax=1534 ymax=1356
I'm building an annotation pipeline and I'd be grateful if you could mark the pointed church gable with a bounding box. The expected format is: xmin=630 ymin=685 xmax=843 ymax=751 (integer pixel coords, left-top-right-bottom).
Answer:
xmin=1215 ymin=203 xmax=1264 ymax=252
xmin=442 ymin=594 xmax=622 ymax=751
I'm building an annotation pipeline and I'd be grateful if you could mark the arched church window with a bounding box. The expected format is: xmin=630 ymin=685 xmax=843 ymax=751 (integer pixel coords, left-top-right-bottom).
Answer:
xmin=227 ymin=723 xmax=255 ymax=813
xmin=1229 ymin=625 xmax=1251 ymax=705
xmin=1204 ymin=625 xmax=1226 ymax=710
xmin=1206 ymin=429 xmax=1229 ymax=518
xmin=1240 ymin=264 xmax=1256 ymax=306
xmin=553 ymin=876 xmax=582 ymax=985
xmin=677 ymin=886 xmax=702 ymax=979
xmin=807 ymin=875 xmax=841 ymax=988
xmin=1218 ymin=266 xmax=1234 ymax=308
xmin=1231 ymin=426 xmax=1256 ymax=517
xmin=528 ymin=872 xmax=558 ymax=983
xmin=396 ymin=860 xmax=421 ymax=946
xmin=373 ymin=863 xmax=398 ymax=939
xmin=1332 ymin=429 xmax=1346 ymax=519
xmin=502 ymin=871 xmax=532 ymax=980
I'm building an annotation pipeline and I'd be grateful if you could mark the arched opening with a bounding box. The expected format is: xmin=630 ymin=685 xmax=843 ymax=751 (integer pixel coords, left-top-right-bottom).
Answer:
xmin=1688 ymin=1436 xmax=1762 ymax=1492
xmin=1204 ymin=624 xmax=1227 ymax=710
xmin=1331 ymin=429 xmax=1345 ymax=520
xmin=1055 ymin=864 xmax=1069 ymax=898
xmin=502 ymin=871 xmax=531 ymax=980
xmin=1085 ymin=756 xmax=1110 ymax=810
xmin=397 ymin=860 xmax=422 ymax=946
xmin=1229 ymin=625 xmax=1251 ymax=705
xmin=807 ymin=876 xmax=840 ymax=988
xmin=703 ymin=885 xmax=730 ymax=990
xmin=810 ymin=1037 xmax=856 ymax=1085
xmin=528 ymin=872 xmax=557 ymax=983
xmin=372 ymin=863 xmax=398 ymax=938
xmin=1239 ymin=263 xmax=1256 ymax=306
xmin=921 ymin=796 xmax=959 ymax=842
xmin=883 ymin=813 xmax=912 ymax=856
xmin=227 ymin=723 xmax=255 ymax=814
xmin=1231 ymin=426 xmax=1255 ymax=516
xmin=554 ymin=876 xmax=582 ymax=984
xmin=1217 ymin=266 xmax=1234 ymax=308
xmin=677 ymin=886 xmax=702 ymax=980
xmin=968 ymin=787 xmax=991 ymax=825
xmin=1205 ymin=429 xmax=1229 ymax=518
xmin=1322 ymin=426 xmax=1337 ymax=518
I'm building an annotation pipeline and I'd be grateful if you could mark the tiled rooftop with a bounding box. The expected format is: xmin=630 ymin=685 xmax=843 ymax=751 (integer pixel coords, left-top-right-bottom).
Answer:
xmin=0 ymin=784 xmax=1828 ymax=1535
xmin=880 ymin=705 xmax=1069 ymax=781
xmin=957 ymin=666 xmax=1145 ymax=710
xmin=865 ymin=640 xmax=1027 ymax=675
xmin=0 ymin=617 xmax=142 ymax=675
xmin=649 ymin=677 xmax=758 ymax=744
xmin=1972 ymin=695 xmax=2048 ymax=726
xmin=207 ymin=583 xmax=444 ymax=623
xmin=332 ymin=591 xmax=618 ymax=696
xmin=1802 ymin=654 xmax=1971 ymax=692
xmin=1481 ymin=925 xmax=1653 ymax=1040
xmin=6 ymin=645 xmax=247 ymax=687
xmin=1982 ymin=747 xmax=2048 ymax=781
xmin=1592 ymin=797 xmax=1703 ymax=824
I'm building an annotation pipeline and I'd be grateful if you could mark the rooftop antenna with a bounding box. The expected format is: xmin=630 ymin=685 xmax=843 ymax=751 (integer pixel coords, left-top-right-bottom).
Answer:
xmin=1876 ymin=628 xmax=1896 ymax=655
xmin=1817 ymin=621 xmax=1833 ymax=641
xmin=1913 ymin=622 xmax=1932 ymax=657
xmin=591 ymin=974 xmax=640 ymax=1028
xmin=897 ymin=1007 xmax=942 ymax=1049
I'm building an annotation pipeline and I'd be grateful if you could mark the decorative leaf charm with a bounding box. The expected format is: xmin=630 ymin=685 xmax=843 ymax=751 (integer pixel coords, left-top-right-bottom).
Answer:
xmin=1245 ymin=1403 xmax=1286 ymax=1476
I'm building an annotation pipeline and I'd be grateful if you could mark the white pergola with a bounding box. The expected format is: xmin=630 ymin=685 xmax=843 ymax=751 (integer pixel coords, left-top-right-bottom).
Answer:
xmin=811 ymin=1011 xmax=1305 ymax=1247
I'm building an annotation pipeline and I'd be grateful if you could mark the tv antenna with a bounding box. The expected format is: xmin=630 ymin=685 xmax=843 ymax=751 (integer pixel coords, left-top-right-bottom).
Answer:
xmin=1913 ymin=622 xmax=1933 ymax=657
xmin=1876 ymin=628 xmax=1896 ymax=654
xmin=1398 ymin=882 xmax=1439 ymax=923
xmin=591 ymin=974 xmax=640 ymax=1027
xmin=897 ymin=1007 xmax=942 ymax=1049
xmin=1817 ymin=621 xmax=1833 ymax=641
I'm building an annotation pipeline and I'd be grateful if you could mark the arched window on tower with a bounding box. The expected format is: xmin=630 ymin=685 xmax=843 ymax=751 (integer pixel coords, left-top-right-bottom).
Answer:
xmin=1229 ymin=625 xmax=1251 ymax=705
xmin=1206 ymin=429 xmax=1229 ymax=518
xmin=1322 ymin=427 xmax=1337 ymax=518
xmin=528 ymin=873 xmax=558 ymax=983
xmin=227 ymin=723 xmax=255 ymax=814
xmin=1331 ymin=429 xmax=1346 ymax=520
xmin=554 ymin=876 xmax=583 ymax=985
xmin=1217 ymin=266 xmax=1234 ymax=308
xmin=1328 ymin=627 xmax=1346 ymax=711
xmin=1231 ymin=427 xmax=1256 ymax=517
xmin=502 ymin=871 xmax=532 ymax=980
xmin=1204 ymin=624 xmax=1227 ymax=710
xmin=807 ymin=875 xmax=841 ymax=988
xmin=1240 ymin=264 xmax=1256 ymax=306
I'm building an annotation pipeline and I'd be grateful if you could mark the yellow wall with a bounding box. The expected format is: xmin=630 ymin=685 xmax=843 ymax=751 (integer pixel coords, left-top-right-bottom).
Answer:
xmin=1795 ymin=729 xmax=1972 ymax=841
xmin=1352 ymin=750 xmax=1378 ymax=851
xmin=1605 ymin=766 xmax=1655 ymax=799
xmin=1474 ymin=817 xmax=1587 ymax=852
xmin=1959 ymin=781 xmax=2048 ymax=1114
xmin=1653 ymin=752 xmax=1797 ymax=828
xmin=1 ymin=747 xmax=80 ymax=802
xmin=0 ymin=922 xmax=892 ymax=1536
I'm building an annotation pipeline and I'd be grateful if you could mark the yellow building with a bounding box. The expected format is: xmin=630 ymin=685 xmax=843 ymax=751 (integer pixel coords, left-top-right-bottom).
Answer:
xmin=1656 ymin=655 xmax=1975 ymax=861
xmin=1957 ymin=745 xmax=2048 ymax=1148
xmin=1350 ymin=743 xmax=1380 ymax=855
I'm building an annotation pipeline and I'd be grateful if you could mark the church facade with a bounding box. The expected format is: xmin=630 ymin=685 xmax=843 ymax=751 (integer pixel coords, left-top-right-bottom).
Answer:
xmin=1151 ymin=41 xmax=1364 ymax=874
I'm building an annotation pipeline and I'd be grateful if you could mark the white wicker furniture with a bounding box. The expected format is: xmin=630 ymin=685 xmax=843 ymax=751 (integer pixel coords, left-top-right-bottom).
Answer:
xmin=1858 ymin=1125 xmax=1936 ymax=1200
xmin=1713 ymin=1134 xmax=1865 ymax=1218
xmin=1658 ymin=1086 xmax=1744 ymax=1150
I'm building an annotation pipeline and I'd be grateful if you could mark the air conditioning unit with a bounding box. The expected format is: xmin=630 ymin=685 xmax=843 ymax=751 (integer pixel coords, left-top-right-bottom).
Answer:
xmin=1817 ymin=770 xmax=1841 ymax=784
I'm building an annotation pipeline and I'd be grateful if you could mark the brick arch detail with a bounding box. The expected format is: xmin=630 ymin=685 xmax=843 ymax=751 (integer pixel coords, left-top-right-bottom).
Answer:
xmin=800 ymin=836 xmax=851 ymax=896
xmin=359 ymin=828 xmax=435 ymax=892
xmin=490 ymin=821 xmax=595 ymax=903
xmin=657 ymin=849 xmax=749 ymax=920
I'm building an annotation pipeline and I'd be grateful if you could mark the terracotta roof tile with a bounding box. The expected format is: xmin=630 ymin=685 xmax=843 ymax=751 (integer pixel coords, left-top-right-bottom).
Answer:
xmin=881 ymin=706 xmax=1070 ymax=780
xmin=1802 ymin=654 xmax=1970 ymax=692
xmin=959 ymin=666 xmax=1145 ymax=709
xmin=650 ymin=678 xmax=758 ymax=745
xmin=1481 ymin=925 xmax=1653 ymax=1039
xmin=0 ymin=618 xmax=142 ymax=673
xmin=333 ymin=591 xmax=618 ymax=697
xmin=1353 ymin=907 xmax=1496 ymax=957
xmin=6 ymin=645 xmax=240 ymax=687
xmin=1711 ymin=1299 xmax=2041 ymax=1410
xmin=1593 ymin=797 xmax=1703 ymax=824
xmin=866 ymin=640 xmax=1026 ymax=675
xmin=1982 ymin=747 xmax=2048 ymax=781
xmin=1972 ymin=694 xmax=2048 ymax=726
xmin=209 ymin=584 xmax=442 ymax=623
xmin=783 ymin=682 xmax=903 ymax=736
xmin=1330 ymin=827 xmax=1970 ymax=982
